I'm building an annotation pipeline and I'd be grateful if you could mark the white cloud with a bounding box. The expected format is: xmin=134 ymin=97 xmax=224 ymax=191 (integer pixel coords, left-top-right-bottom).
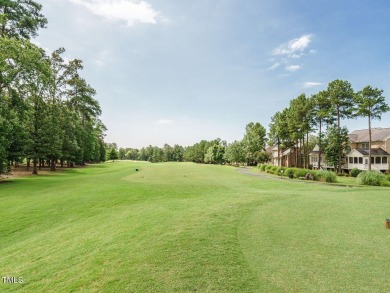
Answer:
xmin=266 ymin=62 xmax=280 ymax=71
xmin=302 ymin=82 xmax=322 ymax=88
xmin=69 ymin=0 xmax=163 ymax=27
xmin=286 ymin=65 xmax=301 ymax=72
xmin=267 ymin=34 xmax=314 ymax=73
xmin=273 ymin=34 xmax=312 ymax=57
xmin=155 ymin=119 xmax=174 ymax=125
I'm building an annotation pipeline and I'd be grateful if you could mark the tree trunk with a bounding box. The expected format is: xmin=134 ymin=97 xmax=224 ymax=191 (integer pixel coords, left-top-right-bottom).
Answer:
xmin=32 ymin=159 xmax=38 ymax=175
xmin=50 ymin=157 xmax=56 ymax=171
xmin=302 ymin=139 xmax=304 ymax=168
xmin=368 ymin=115 xmax=372 ymax=171
xmin=318 ymin=122 xmax=322 ymax=169
xmin=60 ymin=159 xmax=64 ymax=168
xmin=27 ymin=159 xmax=30 ymax=171
xmin=337 ymin=108 xmax=342 ymax=173
xmin=295 ymin=143 xmax=298 ymax=168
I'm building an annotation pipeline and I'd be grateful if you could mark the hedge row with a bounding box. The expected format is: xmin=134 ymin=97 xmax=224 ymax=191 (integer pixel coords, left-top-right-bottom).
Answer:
xmin=258 ymin=164 xmax=390 ymax=186
xmin=257 ymin=164 xmax=337 ymax=183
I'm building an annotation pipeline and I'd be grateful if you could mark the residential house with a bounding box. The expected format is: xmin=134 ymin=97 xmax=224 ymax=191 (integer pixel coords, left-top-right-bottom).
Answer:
xmin=308 ymin=145 xmax=327 ymax=169
xmin=265 ymin=146 xmax=277 ymax=165
xmin=269 ymin=143 xmax=303 ymax=168
xmin=347 ymin=128 xmax=390 ymax=172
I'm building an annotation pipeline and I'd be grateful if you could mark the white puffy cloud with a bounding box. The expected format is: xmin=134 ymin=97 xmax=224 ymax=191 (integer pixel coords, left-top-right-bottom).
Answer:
xmin=273 ymin=34 xmax=312 ymax=57
xmin=286 ymin=65 xmax=301 ymax=72
xmin=267 ymin=34 xmax=314 ymax=73
xmin=69 ymin=0 xmax=163 ymax=27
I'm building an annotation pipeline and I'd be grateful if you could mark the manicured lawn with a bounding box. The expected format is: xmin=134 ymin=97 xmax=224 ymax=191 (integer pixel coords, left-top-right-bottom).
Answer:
xmin=1 ymin=162 xmax=389 ymax=292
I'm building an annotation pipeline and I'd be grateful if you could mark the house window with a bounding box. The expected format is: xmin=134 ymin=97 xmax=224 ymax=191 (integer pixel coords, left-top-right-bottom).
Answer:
xmin=358 ymin=157 xmax=363 ymax=164
xmin=354 ymin=157 xmax=358 ymax=164
xmin=361 ymin=142 xmax=369 ymax=149
xmin=312 ymin=157 xmax=318 ymax=163
xmin=382 ymin=157 xmax=388 ymax=164
xmin=349 ymin=157 xmax=353 ymax=164
xmin=375 ymin=157 xmax=381 ymax=164
xmin=371 ymin=157 xmax=375 ymax=164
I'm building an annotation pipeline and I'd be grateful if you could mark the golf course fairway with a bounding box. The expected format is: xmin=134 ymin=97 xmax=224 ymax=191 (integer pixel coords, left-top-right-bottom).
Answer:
xmin=1 ymin=161 xmax=389 ymax=292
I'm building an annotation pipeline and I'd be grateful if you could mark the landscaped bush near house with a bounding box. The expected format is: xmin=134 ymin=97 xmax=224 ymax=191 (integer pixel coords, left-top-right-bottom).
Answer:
xmin=350 ymin=168 xmax=362 ymax=177
xmin=357 ymin=171 xmax=388 ymax=186
xmin=380 ymin=180 xmax=390 ymax=187
xmin=270 ymin=166 xmax=278 ymax=174
xmin=265 ymin=165 xmax=273 ymax=173
xmin=316 ymin=170 xmax=337 ymax=183
xmin=294 ymin=168 xmax=309 ymax=178
xmin=282 ymin=167 xmax=315 ymax=179
xmin=260 ymin=164 xmax=267 ymax=171
xmin=284 ymin=167 xmax=296 ymax=178
xmin=275 ymin=166 xmax=286 ymax=176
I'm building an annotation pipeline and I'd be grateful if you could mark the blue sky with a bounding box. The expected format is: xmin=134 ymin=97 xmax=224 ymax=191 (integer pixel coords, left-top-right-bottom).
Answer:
xmin=35 ymin=0 xmax=390 ymax=148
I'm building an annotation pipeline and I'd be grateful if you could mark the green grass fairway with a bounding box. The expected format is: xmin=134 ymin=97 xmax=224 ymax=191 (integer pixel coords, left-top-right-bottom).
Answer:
xmin=1 ymin=162 xmax=390 ymax=292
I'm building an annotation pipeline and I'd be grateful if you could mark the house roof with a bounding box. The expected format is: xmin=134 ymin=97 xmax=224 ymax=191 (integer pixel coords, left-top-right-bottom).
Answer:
xmin=309 ymin=144 xmax=319 ymax=155
xmin=348 ymin=128 xmax=390 ymax=142
xmin=352 ymin=148 xmax=390 ymax=156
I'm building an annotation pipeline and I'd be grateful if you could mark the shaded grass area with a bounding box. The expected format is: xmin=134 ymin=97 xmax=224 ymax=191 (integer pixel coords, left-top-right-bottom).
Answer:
xmin=1 ymin=162 xmax=389 ymax=292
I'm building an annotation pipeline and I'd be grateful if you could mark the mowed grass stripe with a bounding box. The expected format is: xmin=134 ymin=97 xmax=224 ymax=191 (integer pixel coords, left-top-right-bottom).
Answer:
xmin=238 ymin=183 xmax=390 ymax=292
xmin=1 ymin=162 xmax=389 ymax=292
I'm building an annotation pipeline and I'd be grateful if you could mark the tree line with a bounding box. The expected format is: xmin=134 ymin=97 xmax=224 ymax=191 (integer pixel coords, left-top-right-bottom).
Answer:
xmin=114 ymin=80 xmax=388 ymax=170
xmin=268 ymin=79 xmax=388 ymax=172
xmin=111 ymin=122 xmax=270 ymax=165
xmin=0 ymin=1 xmax=106 ymax=175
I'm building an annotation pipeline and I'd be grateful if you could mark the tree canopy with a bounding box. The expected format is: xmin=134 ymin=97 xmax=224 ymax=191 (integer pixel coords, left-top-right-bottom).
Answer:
xmin=0 ymin=1 xmax=106 ymax=175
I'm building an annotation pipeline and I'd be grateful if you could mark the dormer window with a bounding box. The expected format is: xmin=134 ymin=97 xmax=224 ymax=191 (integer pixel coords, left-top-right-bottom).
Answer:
xmin=361 ymin=142 xmax=369 ymax=149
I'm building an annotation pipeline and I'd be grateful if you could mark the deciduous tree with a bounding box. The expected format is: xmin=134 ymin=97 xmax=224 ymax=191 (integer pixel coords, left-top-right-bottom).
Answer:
xmin=242 ymin=122 xmax=267 ymax=165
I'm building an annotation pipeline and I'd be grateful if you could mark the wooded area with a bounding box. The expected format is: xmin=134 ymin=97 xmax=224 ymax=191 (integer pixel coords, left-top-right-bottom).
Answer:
xmin=1 ymin=1 xmax=388 ymax=176
xmin=0 ymin=1 xmax=106 ymax=175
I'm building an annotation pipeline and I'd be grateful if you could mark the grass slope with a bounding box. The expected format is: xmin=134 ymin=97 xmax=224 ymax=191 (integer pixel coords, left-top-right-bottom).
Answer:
xmin=1 ymin=162 xmax=389 ymax=292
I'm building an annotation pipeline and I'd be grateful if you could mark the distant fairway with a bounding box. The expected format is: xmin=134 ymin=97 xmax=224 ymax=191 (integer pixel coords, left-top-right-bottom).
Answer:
xmin=1 ymin=162 xmax=389 ymax=292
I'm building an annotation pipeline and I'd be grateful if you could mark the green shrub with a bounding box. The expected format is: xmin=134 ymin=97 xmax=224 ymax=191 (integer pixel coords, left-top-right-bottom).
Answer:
xmin=380 ymin=180 xmax=390 ymax=187
xmin=357 ymin=171 xmax=387 ymax=186
xmin=294 ymin=168 xmax=309 ymax=178
xmin=284 ymin=167 xmax=295 ymax=178
xmin=260 ymin=164 xmax=267 ymax=171
xmin=350 ymin=168 xmax=361 ymax=177
xmin=275 ymin=166 xmax=286 ymax=176
xmin=270 ymin=166 xmax=278 ymax=174
xmin=316 ymin=170 xmax=337 ymax=183
xmin=282 ymin=167 xmax=316 ymax=179
xmin=306 ymin=169 xmax=318 ymax=180
xmin=257 ymin=163 xmax=262 ymax=169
